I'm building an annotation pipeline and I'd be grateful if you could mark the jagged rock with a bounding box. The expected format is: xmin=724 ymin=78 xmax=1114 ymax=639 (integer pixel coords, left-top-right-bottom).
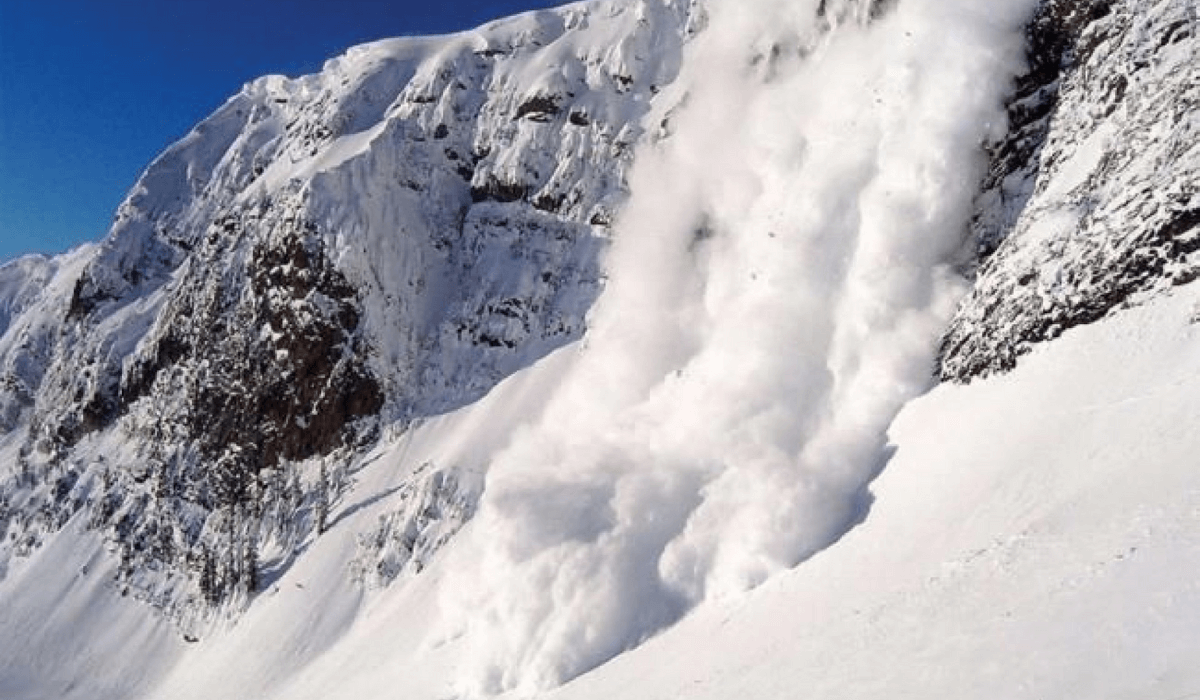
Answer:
xmin=0 ymin=0 xmax=699 ymax=621
xmin=348 ymin=463 xmax=475 ymax=588
xmin=940 ymin=0 xmax=1199 ymax=382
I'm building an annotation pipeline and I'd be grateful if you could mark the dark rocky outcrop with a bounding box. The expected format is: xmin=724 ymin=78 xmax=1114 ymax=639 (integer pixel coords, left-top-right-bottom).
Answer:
xmin=513 ymin=94 xmax=563 ymax=121
xmin=939 ymin=0 xmax=1199 ymax=382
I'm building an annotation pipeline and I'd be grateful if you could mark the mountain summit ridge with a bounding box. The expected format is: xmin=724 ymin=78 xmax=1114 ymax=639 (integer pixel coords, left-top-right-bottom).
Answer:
xmin=0 ymin=0 xmax=699 ymax=620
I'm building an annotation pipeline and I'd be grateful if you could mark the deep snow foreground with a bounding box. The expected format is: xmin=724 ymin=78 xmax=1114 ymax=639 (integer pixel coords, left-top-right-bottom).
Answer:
xmin=539 ymin=280 xmax=1200 ymax=700
xmin=56 ymin=257 xmax=1199 ymax=700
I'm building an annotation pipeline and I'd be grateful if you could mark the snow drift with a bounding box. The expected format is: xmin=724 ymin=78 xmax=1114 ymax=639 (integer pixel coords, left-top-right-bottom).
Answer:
xmin=441 ymin=0 xmax=1038 ymax=692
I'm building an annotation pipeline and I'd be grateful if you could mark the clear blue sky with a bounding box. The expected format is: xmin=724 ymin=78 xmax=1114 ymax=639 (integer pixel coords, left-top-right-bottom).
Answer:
xmin=0 ymin=0 xmax=566 ymax=262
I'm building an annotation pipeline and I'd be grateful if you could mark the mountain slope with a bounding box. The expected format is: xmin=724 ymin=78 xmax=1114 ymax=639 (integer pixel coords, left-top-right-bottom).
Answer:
xmin=262 ymin=278 xmax=1199 ymax=700
xmin=2 ymin=0 xmax=1199 ymax=697
xmin=540 ymin=280 xmax=1200 ymax=700
xmin=941 ymin=0 xmax=1200 ymax=380
xmin=8 ymin=239 xmax=1196 ymax=700
xmin=0 ymin=0 xmax=700 ymax=624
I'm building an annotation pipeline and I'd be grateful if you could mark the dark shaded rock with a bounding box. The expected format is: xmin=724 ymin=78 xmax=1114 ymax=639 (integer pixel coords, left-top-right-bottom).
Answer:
xmin=514 ymin=94 xmax=561 ymax=121
xmin=471 ymin=177 xmax=530 ymax=204
xmin=132 ymin=215 xmax=384 ymax=479
xmin=532 ymin=192 xmax=566 ymax=213
xmin=939 ymin=0 xmax=1198 ymax=383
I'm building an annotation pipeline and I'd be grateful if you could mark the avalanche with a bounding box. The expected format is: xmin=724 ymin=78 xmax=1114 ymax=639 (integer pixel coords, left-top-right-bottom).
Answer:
xmin=441 ymin=0 xmax=1035 ymax=692
xmin=2 ymin=0 xmax=1199 ymax=699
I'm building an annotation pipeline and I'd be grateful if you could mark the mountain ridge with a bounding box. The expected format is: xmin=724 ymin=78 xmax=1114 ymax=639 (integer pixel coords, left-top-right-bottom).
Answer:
xmin=1 ymin=0 xmax=1198 ymax=697
xmin=1 ymin=0 xmax=700 ymax=619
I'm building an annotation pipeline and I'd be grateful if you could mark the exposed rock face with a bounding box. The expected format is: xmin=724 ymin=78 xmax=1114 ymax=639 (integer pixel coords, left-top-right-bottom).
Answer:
xmin=121 ymin=208 xmax=383 ymax=478
xmin=349 ymin=462 xmax=475 ymax=589
xmin=940 ymin=0 xmax=1199 ymax=381
xmin=0 ymin=0 xmax=700 ymax=619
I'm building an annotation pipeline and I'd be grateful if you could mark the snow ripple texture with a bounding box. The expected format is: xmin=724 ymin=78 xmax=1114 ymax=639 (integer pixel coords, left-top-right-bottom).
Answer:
xmin=440 ymin=0 xmax=1038 ymax=693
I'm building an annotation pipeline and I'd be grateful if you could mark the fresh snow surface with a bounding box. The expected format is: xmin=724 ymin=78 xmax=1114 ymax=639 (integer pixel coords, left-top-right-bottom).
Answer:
xmin=46 ymin=259 xmax=1198 ymax=700
xmin=0 ymin=514 xmax=184 ymax=700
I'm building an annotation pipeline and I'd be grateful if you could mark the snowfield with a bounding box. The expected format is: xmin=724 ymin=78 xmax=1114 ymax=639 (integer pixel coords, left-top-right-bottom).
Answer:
xmin=4 ymin=258 xmax=1197 ymax=700
xmin=187 ymin=280 xmax=1200 ymax=700
xmin=2 ymin=0 xmax=1199 ymax=697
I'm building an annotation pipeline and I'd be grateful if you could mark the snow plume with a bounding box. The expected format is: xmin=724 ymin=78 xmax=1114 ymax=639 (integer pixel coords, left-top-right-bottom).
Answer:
xmin=443 ymin=0 xmax=1035 ymax=693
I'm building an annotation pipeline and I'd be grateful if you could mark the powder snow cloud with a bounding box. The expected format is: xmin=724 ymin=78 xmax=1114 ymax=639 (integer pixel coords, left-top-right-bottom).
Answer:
xmin=439 ymin=0 xmax=1037 ymax=692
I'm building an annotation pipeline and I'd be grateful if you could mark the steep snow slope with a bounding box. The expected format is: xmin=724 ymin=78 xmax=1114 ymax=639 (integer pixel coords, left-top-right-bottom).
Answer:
xmin=0 ymin=247 xmax=95 ymax=431
xmin=77 ymin=258 xmax=1200 ymax=700
xmin=541 ymin=279 xmax=1200 ymax=700
xmin=0 ymin=0 xmax=701 ymax=624
xmin=0 ymin=515 xmax=184 ymax=700
xmin=2 ymin=0 xmax=1199 ymax=697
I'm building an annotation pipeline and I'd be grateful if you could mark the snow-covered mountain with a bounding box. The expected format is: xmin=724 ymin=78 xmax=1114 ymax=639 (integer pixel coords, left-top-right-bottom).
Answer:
xmin=1 ymin=0 xmax=699 ymax=622
xmin=941 ymin=0 xmax=1200 ymax=380
xmin=1 ymin=0 xmax=1198 ymax=698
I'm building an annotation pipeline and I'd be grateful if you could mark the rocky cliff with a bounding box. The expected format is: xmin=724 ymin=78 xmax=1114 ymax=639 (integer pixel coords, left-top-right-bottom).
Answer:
xmin=0 ymin=0 xmax=700 ymax=620
xmin=940 ymin=0 xmax=1199 ymax=380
